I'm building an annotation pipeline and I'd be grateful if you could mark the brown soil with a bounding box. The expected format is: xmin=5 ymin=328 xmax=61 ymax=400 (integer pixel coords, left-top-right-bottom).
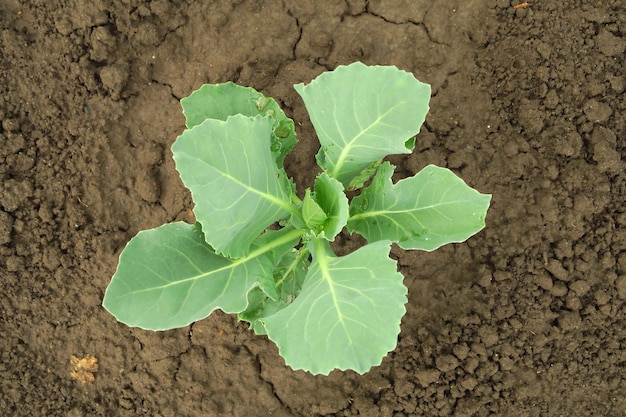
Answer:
xmin=1 ymin=1 xmax=625 ymax=416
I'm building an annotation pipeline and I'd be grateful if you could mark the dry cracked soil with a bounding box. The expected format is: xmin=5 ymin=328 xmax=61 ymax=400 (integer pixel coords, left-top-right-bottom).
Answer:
xmin=1 ymin=1 xmax=626 ymax=416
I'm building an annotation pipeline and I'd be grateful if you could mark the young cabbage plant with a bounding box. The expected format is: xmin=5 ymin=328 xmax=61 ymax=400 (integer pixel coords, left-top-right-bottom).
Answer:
xmin=103 ymin=62 xmax=491 ymax=375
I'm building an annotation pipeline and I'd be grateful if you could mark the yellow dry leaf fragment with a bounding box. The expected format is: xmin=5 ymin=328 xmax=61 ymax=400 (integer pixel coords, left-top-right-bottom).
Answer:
xmin=70 ymin=354 xmax=99 ymax=384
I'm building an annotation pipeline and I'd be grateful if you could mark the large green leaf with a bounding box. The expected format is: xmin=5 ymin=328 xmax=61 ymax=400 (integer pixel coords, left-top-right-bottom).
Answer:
xmin=294 ymin=62 xmax=431 ymax=188
xmin=102 ymin=222 xmax=303 ymax=330
xmin=172 ymin=114 xmax=298 ymax=258
xmin=348 ymin=162 xmax=492 ymax=251
xmin=181 ymin=82 xmax=297 ymax=165
xmin=263 ymin=239 xmax=407 ymax=375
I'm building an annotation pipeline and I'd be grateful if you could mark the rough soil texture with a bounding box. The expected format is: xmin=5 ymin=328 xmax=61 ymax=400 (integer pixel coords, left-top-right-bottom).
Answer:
xmin=1 ymin=1 xmax=625 ymax=416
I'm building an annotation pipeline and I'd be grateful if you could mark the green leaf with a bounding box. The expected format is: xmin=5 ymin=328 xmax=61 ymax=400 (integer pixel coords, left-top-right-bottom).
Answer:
xmin=348 ymin=162 xmax=492 ymax=251
xmin=172 ymin=114 xmax=298 ymax=258
xmin=302 ymin=189 xmax=328 ymax=230
xmin=272 ymin=247 xmax=310 ymax=303
xmin=347 ymin=159 xmax=382 ymax=191
xmin=181 ymin=82 xmax=297 ymax=165
xmin=239 ymin=247 xmax=310 ymax=335
xmin=311 ymin=173 xmax=349 ymax=241
xmin=263 ymin=239 xmax=407 ymax=375
xmin=294 ymin=62 xmax=431 ymax=187
xmin=248 ymin=227 xmax=304 ymax=302
xmin=102 ymin=223 xmax=303 ymax=331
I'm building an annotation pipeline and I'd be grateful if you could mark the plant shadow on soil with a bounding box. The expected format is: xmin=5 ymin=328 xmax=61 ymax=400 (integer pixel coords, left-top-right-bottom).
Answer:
xmin=1 ymin=1 xmax=625 ymax=416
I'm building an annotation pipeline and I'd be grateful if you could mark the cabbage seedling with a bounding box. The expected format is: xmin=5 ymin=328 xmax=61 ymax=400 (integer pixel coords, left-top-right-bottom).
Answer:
xmin=103 ymin=62 xmax=491 ymax=375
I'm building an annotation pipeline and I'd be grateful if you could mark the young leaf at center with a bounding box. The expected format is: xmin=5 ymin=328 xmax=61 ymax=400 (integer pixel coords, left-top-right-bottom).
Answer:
xmin=306 ymin=173 xmax=349 ymax=240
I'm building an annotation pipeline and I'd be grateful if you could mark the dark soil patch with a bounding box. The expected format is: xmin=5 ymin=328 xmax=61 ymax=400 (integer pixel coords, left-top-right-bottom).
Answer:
xmin=1 ymin=1 xmax=625 ymax=416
